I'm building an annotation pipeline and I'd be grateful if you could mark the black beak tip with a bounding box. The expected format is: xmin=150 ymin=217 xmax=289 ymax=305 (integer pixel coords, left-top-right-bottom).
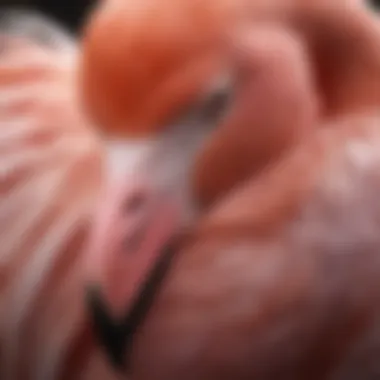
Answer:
xmin=85 ymin=285 xmax=127 ymax=371
xmin=84 ymin=237 xmax=180 ymax=373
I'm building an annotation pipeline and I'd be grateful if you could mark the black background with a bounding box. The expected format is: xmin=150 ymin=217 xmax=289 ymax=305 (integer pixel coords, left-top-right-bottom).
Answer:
xmin=0 ymin=0 xmax=96 ymax=32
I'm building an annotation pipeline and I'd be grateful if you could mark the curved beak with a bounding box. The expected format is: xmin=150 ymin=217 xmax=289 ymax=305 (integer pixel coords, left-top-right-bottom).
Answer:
xmin=83 ymin=175 xmax=180 ymax=370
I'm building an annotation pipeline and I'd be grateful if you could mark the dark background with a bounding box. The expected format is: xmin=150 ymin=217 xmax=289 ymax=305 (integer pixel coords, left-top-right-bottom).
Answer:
xmin=0 ymin=0 xmax=96 ymax=32
xmin=32 ymin=0 xmax=96 ymax=31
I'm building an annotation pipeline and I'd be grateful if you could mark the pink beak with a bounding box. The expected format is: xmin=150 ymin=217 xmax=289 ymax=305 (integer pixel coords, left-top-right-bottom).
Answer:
xmin=83 ymin=176 xmax=180 ymax=369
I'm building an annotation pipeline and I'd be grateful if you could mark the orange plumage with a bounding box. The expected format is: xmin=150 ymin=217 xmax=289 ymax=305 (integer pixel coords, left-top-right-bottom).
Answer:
xmin=80 ymin=0 xmax=238 ymax=137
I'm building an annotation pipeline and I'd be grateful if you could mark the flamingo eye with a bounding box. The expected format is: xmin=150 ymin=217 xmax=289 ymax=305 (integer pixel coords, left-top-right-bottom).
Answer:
xmin=198 ymin=86 xmax=232 ymax=124
xmin=194 ymin=73 xmax=233 ymax=125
